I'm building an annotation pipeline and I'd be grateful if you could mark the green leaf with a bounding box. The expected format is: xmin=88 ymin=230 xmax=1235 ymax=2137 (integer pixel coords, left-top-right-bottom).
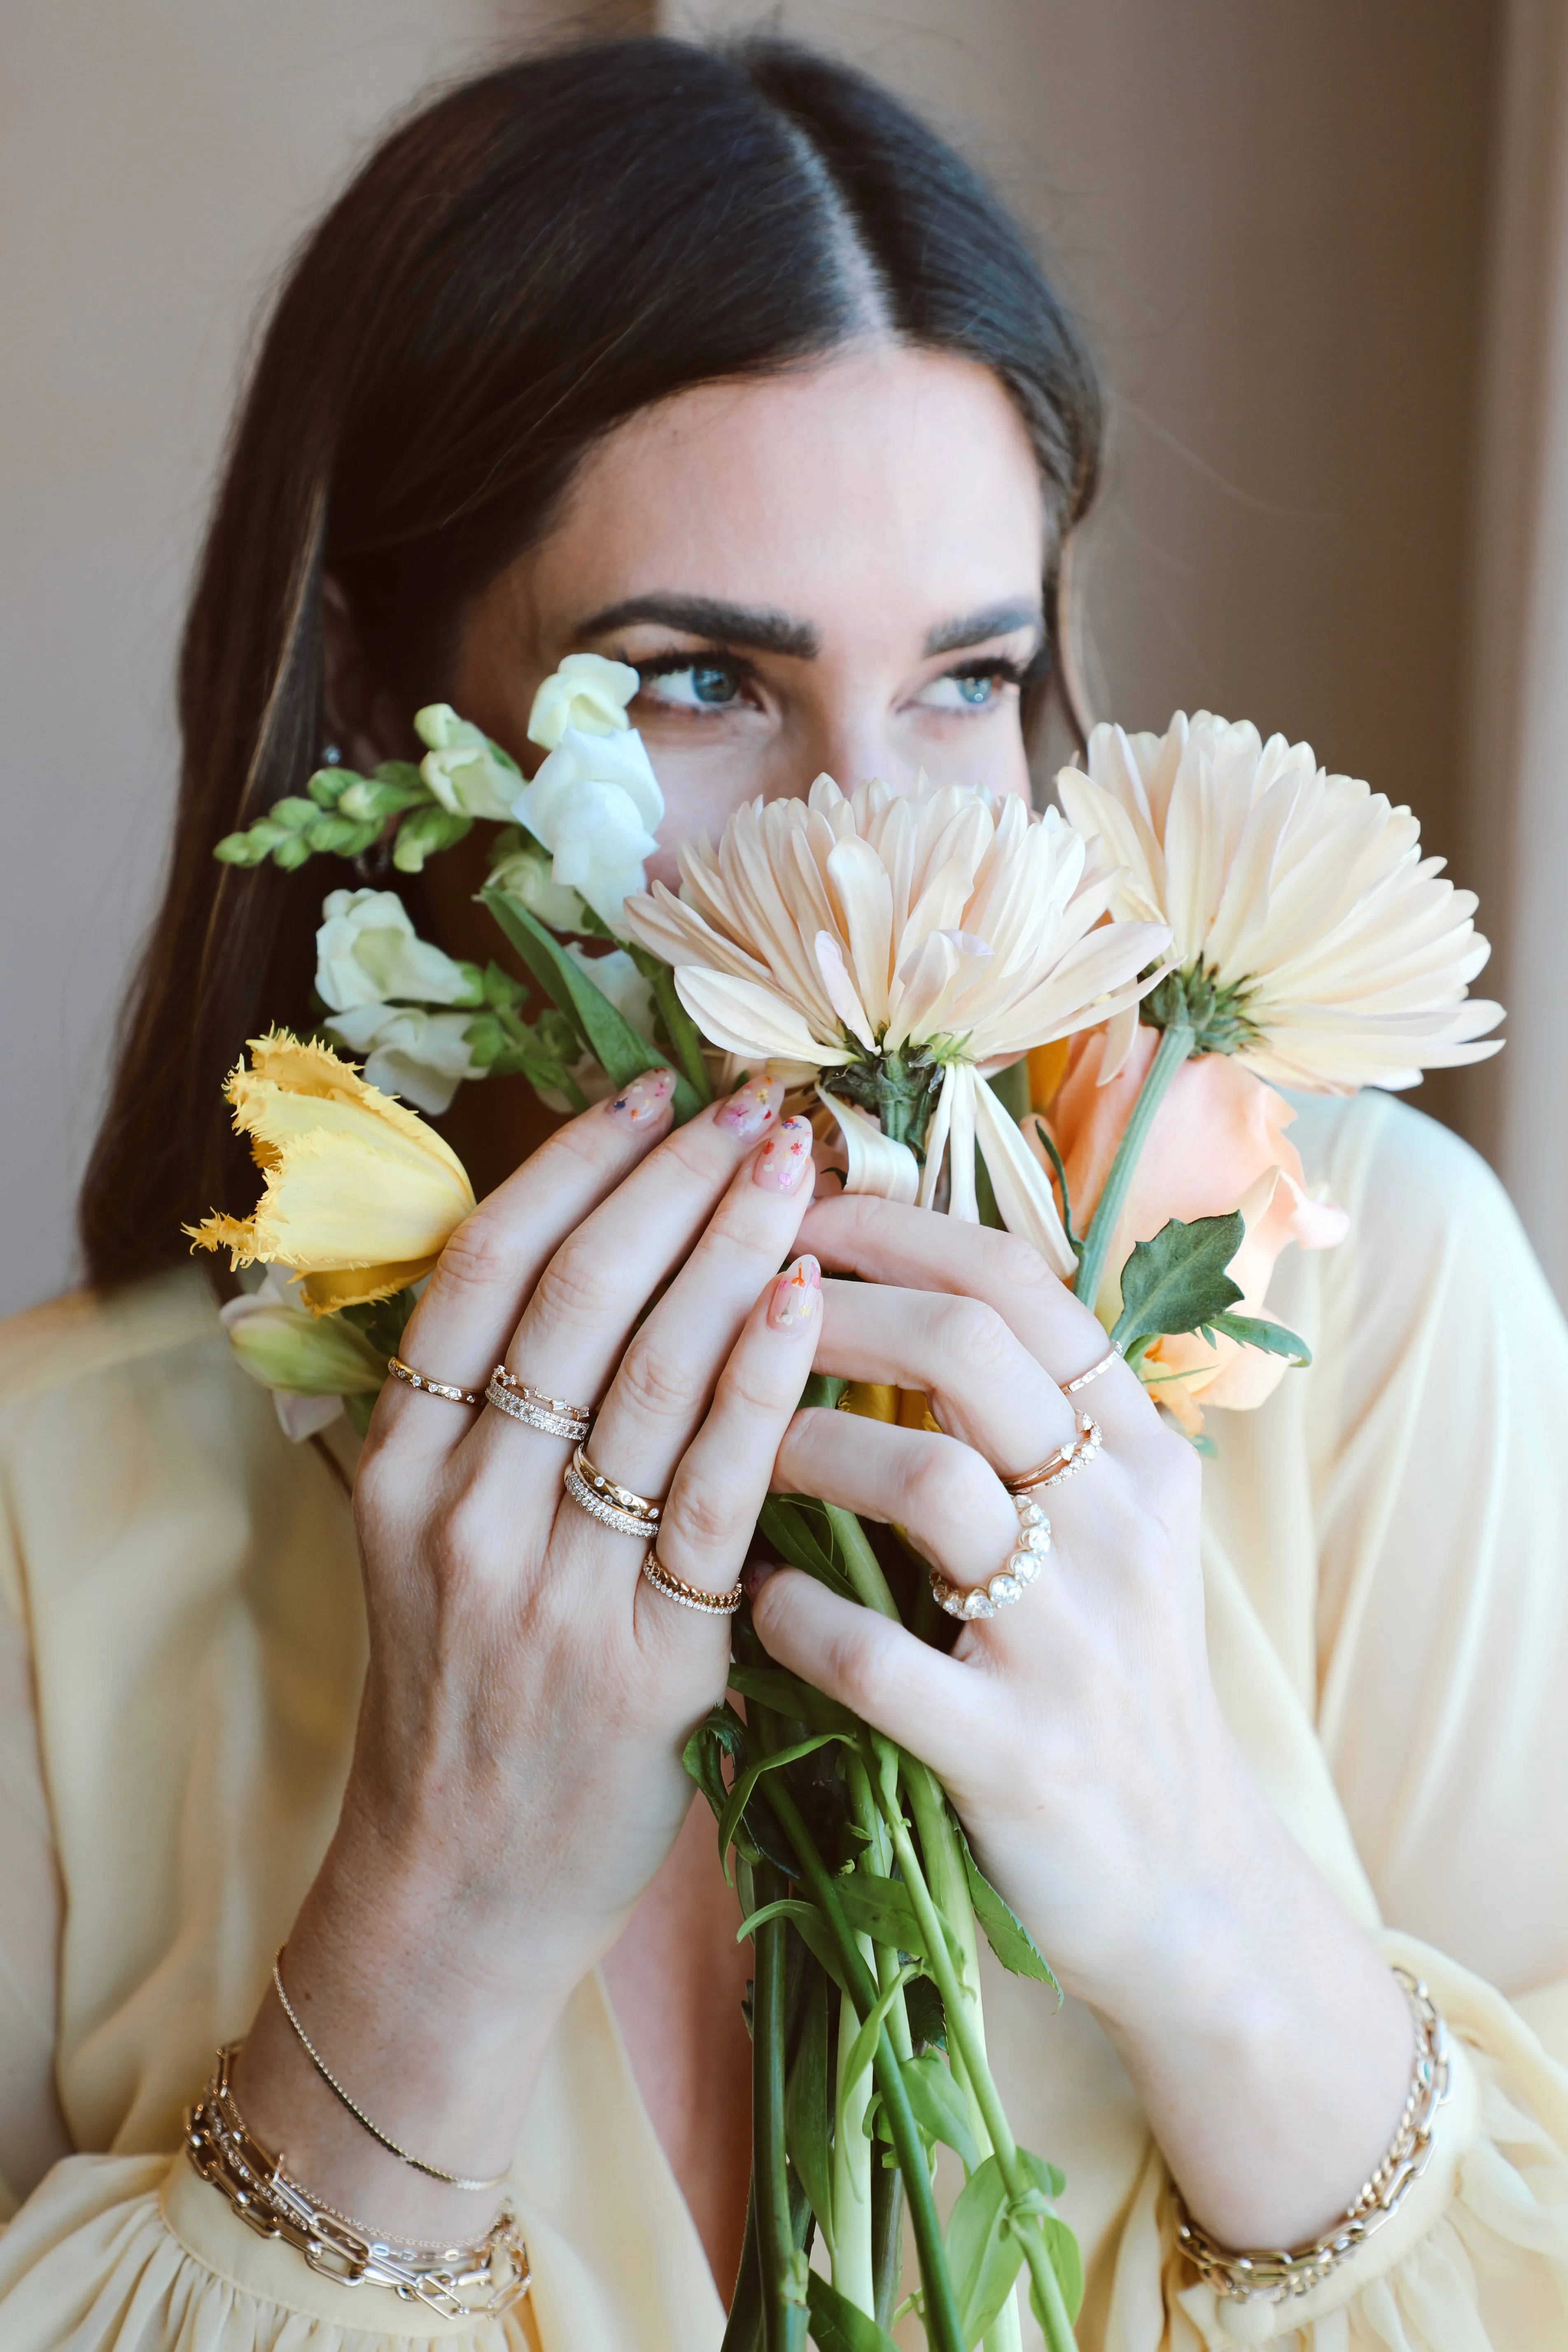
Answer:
xmin=683 ymin=1703 xmax=748 ymax=1828
xmin=786 ymin=1965 xmax=835 ymax=2242
xmin=1110 ymin=1211 xmax=1244 ymax=1364
xmin=954 ymin=1819 xmax=1061 ymax=2000
xmin=805 ymin=2270 xmax=900 ymax=2352
xmin=1025 ymin=1116 xmax=1080 ymax=1258
xmin=899 ymin=2051 xmax=977 ymax=2167
xmin=1203 ymin=1308 xmax=1311 ymax=1366
xmin=903 ymin=1974 xmax=946 ymax=2054
xmin=836 ymin=1964 xmax=919 ymax=2141
xmin=718 ymin=1734 xmax=851 ymax=1882
xmin=393 ymin=805 xmax=471 ymax=872
xmin=1027 ymin=2218 xmax=1085 ymax=2329
xmin=737 ymin=1898 xmax=851 ymax=1998
xmin=1010 ymin=2145 xmax=1066 ymax=2206
xmin=756 ymin=1496 xmax=857 ymax=1602
xmin=625 ymin=941 xmax=714 ymax=1104
xmin=832 ymin=1877 xmax=965 ymax=1976
xmin=727 ymin=1662 xmax=859 ymax=1738
xmin=945 ymin=2157 xmax=1020 ymax=2346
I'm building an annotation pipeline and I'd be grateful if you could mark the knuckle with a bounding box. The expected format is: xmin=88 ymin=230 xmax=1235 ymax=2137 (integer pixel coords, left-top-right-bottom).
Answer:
xmin=827 ymin=1617 xmax=898 ymax=1717
xmin=529 ymin=1243 xmax=622 ymax=1330
xmin=940 ymin=1296 xmax=1015 ymax=1377
xmin=903 ymin=1436 xmax=995 ymax=1541
xmin=663 ymin=1468 xmax=742 ymax=1556
xmin=980 ymin=1229 xmax=1055 ymax=1295
xmin=436 ymin=1210 xmax=529 ymax=1300
xmin=615 ymin=1343 xmax=702 ymax=1426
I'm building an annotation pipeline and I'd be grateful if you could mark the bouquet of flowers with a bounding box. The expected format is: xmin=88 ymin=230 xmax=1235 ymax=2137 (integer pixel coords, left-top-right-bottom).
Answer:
xmin=191 ymin=658 xmax=1501 ymax=2352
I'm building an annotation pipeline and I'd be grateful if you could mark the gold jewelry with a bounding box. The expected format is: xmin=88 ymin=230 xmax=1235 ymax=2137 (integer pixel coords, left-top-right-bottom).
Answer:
xmin=563 ymin=1444 xmax=663 ymax=1539
xmin=185 ymin=2044 xmax=530 ymax=2320
xmin=271 ymin=1949 xmax=509 ymax=2191
xmin=931 ymin=1493 xmax=1051 ymax=1621
xmin=1006 ymin=1412 xmax=1103 ymax=1496
xmin=639 ymin=1546 xmax=744 ymax=1616
xmin=387 ymin=1355 xmax=481 ymax=1407
xmin=485 ymin=1366 xmax=593 ymax=1441
xmin=1174 ymin=1967 xmax=1451 ymax=2305
xmin=1063 ymin=1342 xmax=1121 ymax=1394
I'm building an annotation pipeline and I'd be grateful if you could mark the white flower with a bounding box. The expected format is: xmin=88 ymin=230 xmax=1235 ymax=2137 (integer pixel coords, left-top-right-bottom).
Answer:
xmin=219 ymin=1267 xmax=383 ymax=1442
xmin=625 ymin=775 xmax=1168 ymax=1272
xmin=413 ymin=704 xmax=521 ymax=821
xmin=510 ymin=726 xmax=664 ymax=935
xmin=527 ymin=652 xmax=639 ymax=749
xmin=1056 ymin=712 xmax=1504 ymax=1091
xmin=322 ymin=1004 xmax=481 ymax=1115
xmin=486 ymin=833 xmax=590 ymax=932
xmin=315 ymin=889 xmax=479 ymax=1013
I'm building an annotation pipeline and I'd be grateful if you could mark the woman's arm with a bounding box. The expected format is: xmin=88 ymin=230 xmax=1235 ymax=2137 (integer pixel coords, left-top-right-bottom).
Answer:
xmin=751 ymin=1195 xmax=1415 ymax=2254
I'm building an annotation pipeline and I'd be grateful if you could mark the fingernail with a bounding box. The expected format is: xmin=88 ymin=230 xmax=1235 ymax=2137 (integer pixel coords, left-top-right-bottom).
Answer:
xmin=746 ymin=1560 xmax=778 ymax=1598
xmin=768 ymin=1254 xmax=821 ymax=1330
xmin=753 ymin=1115 xmax=814 ymax=1193
xmin=604 ymin=1068 xmax=675 ymax=1127
xmin=716 ymin=1076 xmax=783 ymax=1139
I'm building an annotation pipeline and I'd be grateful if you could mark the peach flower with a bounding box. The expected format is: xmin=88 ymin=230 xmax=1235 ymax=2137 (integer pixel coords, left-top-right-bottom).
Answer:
xmin=1034 ymin=1025 xmax=1346 ymax=1428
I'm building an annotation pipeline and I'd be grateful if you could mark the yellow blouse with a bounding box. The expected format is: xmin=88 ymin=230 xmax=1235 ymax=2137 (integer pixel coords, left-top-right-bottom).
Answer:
xmin=2 ymin=1090 xmax=1567 ymax=2350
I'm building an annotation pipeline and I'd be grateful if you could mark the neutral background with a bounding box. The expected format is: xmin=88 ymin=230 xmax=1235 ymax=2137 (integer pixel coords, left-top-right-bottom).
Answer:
xmin=6 ymin=0 xmax=1557 ymax=1319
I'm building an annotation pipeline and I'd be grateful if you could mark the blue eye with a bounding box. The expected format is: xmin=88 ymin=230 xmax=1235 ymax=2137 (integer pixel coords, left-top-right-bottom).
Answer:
xmin=919 ymin=670 xmax=1005 ymax=712
xmin=643 ymin=663 xmax=742 ymax=710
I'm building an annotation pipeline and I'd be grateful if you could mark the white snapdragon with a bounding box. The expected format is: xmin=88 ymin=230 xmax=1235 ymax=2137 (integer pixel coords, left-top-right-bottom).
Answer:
xmin=413 ymin=704 xmax=521 ymax=820
xmin=511 ymin=653 xmax=664 ymax=933
xmin=486 ymin=833 xmax=590 ymax=931
xmin=315 ymin=889 xmax=479 ymax=1013
xmin=322 ymin=1003 xmax=481 ymax=1116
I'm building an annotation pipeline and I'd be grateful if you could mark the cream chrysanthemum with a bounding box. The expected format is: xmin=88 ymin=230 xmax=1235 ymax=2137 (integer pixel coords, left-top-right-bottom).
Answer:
xmin=1055 ymin=712 xmax=1503 ymax=1091
xmin=623 ymin=775 xmax=1168 ymax=1272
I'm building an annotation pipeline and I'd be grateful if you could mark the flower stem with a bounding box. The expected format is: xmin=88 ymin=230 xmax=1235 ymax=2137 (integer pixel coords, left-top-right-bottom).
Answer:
xmin=753 ymin=1856 xmax=809 ymax=2350
xmin=764 ymin=1776 xmax=968 ymax=2352
xmin=868 ymin=1750 xmax=1078 ymax=2352
xmin=1073 ymin=1020 xmax=1194 ymax=1310
xmin=821 ymin=1503 xmax=901 ymax=1620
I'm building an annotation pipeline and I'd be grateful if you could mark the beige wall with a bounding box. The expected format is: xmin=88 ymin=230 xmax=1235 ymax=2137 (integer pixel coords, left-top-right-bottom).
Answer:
xmin=1 ymin=1 xmax=1505 ymax=1316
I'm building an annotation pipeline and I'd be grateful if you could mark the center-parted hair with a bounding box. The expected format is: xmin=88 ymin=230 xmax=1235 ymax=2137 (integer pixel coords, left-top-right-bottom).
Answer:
xmin=80 ymin=33 xmax=1103 ymax=1291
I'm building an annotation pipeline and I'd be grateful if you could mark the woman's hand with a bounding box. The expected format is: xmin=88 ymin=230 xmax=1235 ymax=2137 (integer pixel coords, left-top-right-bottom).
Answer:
xmin=235 ymin=1073 xmax=822 ymax=2240
xmin=751 ymin=1193 xmax=1414 ymax=2254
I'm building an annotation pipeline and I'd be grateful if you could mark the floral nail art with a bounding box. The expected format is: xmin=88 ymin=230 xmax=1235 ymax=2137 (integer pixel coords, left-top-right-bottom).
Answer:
xmin=768 ymin=1254 xmax=821 ymax=1331
xmin=753 ymin=1115 xmax=814 ymax=1192
xmin=716 ymin=1076 xmax=783 ymax=1140
xmin=604 ymin=1067 xmax=676 ymax=1127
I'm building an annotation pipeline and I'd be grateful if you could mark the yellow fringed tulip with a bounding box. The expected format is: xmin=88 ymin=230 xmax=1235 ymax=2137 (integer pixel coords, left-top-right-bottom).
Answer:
xmin=187 ymin=1030 xmax=475 ymax=1312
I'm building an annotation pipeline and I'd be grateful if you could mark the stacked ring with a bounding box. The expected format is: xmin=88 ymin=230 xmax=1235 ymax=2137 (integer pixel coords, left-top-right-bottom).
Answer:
xmin=640 ymin=1548 xmax=744 ymax=1616
xmin=563 ymin=1446 xmax=662 ymax=1540
xmin=1005 ymin=1412 xmax=1103 ymax=1497
xmin=1063 ymin=1342 xmax=1121 ymax=1395
xmin=387 ymin=1356 xmax=482 ymax=1407
xmin=485 ymin=1367 xmax=593 ymax=1442
xmin=931 ymin=1494 xmax=1051 ymax=1621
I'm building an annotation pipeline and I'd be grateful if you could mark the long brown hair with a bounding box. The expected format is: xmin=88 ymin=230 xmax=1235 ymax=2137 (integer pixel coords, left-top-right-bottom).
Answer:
xmin=79 ymin=32 xmax=1104 ymax=1293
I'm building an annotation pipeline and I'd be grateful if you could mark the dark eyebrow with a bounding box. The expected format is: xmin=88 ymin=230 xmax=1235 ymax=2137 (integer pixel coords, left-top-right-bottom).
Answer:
xmin=571 ymin=594 xmax=819 ymax=660
xmin=922 ymin=600 xmax=1045 ymax=658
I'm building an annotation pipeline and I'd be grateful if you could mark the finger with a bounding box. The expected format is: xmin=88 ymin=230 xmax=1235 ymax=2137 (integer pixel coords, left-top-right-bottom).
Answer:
xmin=583 ymin=1118 xmax=818 ymax=1511
xmin=377 ymin=1068 xmax=679 ymax=1462
xmin=799 ymin=1194 xmax=1152 ymax=1447
xmin=774 ymin=1407 xmax=1023 ymax=1591
xmin=815 ymin=1279 xmax=1076 ymax=1477
xmin=479 ymin=1078 xmax=786 ymax=1458
xmin=637 ymin=1251 xmax=826 ymax=1636
xmin=749 ymin=1566 xmax=984 ymax=1790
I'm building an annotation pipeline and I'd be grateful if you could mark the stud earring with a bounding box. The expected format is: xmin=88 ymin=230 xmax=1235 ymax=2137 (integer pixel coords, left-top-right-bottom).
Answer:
xmin=321 ymin=742 xmax=343 ymax=766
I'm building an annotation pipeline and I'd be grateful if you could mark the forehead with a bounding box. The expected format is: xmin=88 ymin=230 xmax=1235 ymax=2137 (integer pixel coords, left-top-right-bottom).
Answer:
xmin=527 ymin=345 xmax=1047 ymax=633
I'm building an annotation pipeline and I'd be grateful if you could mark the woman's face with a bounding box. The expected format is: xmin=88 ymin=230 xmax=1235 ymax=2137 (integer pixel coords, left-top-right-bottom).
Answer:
xmin=447 ymin=345 xmax=1048 ymax=886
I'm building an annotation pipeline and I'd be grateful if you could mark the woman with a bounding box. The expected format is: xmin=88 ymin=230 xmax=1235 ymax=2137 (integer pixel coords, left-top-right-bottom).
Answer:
xmin=1 ymin=30 xmax=1565 ymax=2350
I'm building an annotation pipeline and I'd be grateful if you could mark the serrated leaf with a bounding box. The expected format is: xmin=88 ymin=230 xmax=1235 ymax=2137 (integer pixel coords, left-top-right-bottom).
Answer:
xmin=832 ymin=1877 xmax=964 ymax=1976
xmin=954 ymin=1819 xmax=1061 ymax=2000
xmin=899 ymin=2050 xmax=977 ymax=2166
xmin=903 ymin=1973 xmax=946 ymax=2053
xmin=805 ymin=2270 xmax=900 ymax=2352
xmin=1110 ymin=1211 xmax=1244 ymax=1363
xmin=1204 ymin=1308 xmax=1311 ymax=1365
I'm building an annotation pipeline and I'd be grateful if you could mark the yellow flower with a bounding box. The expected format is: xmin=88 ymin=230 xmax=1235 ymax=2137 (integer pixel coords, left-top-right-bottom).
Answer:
xmin=187 ymin=1030 xmax=475 ymax=1312
xmin=1056 ymin=713 xmax=1503 ymax=1090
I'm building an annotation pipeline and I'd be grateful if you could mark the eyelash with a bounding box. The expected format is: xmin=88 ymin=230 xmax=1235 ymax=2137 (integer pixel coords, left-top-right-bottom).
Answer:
xmin=630 ymin=648 xmax=1041 ymax=713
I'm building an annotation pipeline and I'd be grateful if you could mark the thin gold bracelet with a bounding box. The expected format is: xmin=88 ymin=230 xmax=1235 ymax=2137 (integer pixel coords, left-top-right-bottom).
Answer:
xmin=1173 ymin=1966 xmax=1451 ymax=2304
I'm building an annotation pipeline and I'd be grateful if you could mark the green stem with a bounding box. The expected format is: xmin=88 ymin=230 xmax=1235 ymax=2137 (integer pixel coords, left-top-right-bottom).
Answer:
xmin=753 ymin=1860 xmax=808 ymax=2352
xmin=1073 ymin=1021 xmax=1194 ymax=1309
xmin=869 ymin=1758 xmax=1078 ymax=2352
xmin=721 ymin=2179 xmax=763 ymax=2352
xmin=765 ymin=1778 xmax=967 ymax=2352
xmin=822 ymin=1505 xmax=901 ymax=1620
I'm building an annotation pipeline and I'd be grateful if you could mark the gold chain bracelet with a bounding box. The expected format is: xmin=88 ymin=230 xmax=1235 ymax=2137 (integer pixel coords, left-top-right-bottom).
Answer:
xmin=184 ymin=2044 xmax=531 ymax=2321
xmin=1173 ymin=1967 xmax=1450 ymax=2304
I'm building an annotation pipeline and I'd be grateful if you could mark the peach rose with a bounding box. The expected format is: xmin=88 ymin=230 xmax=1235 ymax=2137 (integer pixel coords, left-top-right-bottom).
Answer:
xmin=1030 ymin=1025 xmax=1346 ymax=1429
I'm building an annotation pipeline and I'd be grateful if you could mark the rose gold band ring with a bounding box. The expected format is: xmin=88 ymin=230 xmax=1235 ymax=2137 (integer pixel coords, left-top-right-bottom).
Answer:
xmin=563 ymin=1446 xmax=663 ymax=1540
xmin=639 ymin=1547 xmax=744 ymax=1617
xmin=1004 ymin=1412 xmax=1103 ymax=1498
xmin=485 ymin=1367 xmax=594 ymax=1442
xmin=387 ymin=1355 xmax=483 ymax=1407
xmin=1063 ymin=1342 xmax=1121 ymax=1394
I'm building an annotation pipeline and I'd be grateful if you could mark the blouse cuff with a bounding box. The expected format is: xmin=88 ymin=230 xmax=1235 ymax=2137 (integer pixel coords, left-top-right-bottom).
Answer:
xmin=1168 ymin=1932 xmax=1568 ymax=2345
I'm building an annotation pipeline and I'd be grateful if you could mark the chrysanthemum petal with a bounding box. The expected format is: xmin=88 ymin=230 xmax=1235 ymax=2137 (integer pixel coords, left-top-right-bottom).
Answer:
xmin=673 ymin=967 xmax=850 ymax=1066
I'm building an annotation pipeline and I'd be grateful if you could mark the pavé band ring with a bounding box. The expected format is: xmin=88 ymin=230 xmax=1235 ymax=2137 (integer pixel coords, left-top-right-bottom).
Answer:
xmin=485 ymin=1367 xmax=593 ymax=1442
xmin=563 ymin=1445 xmax=662 ymax=1539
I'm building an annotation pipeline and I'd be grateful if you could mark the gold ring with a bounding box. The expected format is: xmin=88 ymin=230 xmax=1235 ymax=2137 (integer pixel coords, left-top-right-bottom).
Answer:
xmin=931 ymin=1493 xmax=1051 ymax=1620
xmin=1063 ymin=1342 xmax=1121 ymax=1394
xmin=1005 ymin=1413 xmax=1103 ymax=1496
xmin=563 ymin=1446 xmax=662 ymax=1539
xmin=639 ymin=1547 xmax=744 ymax=1616
xmin=485 ymin=1367 xmax=593 ymax=1441
xmin=387 ymin=1355 xmax=482 ymax=1407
